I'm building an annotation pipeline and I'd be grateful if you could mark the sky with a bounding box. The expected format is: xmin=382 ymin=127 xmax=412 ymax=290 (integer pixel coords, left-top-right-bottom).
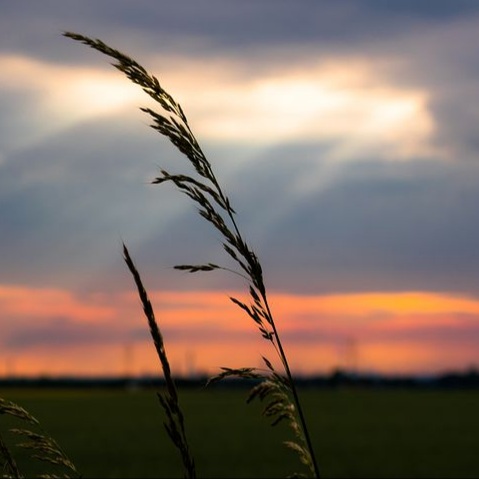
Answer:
xmin=1 ymin=1 xmax=479 ymax=377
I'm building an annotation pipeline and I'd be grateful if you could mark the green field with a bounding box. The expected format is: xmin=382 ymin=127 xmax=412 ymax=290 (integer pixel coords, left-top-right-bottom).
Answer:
xmin=1 ymin=386 xmax=478 ymax=478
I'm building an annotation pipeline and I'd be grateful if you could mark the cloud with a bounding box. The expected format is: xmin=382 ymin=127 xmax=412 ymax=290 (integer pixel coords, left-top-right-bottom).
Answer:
xmin=0 ymin=47 xmax=437 ymax=163
xmin=2 ymin=1 xmax=479 ymax=376
xmin=0 ymin=285 xmax=114 ymax=322
xmin=0 ymin=53 xmax=146 ymax=152
xmin=173 ymin=58 xmax=435 ymax=160
xmin=114 ymin=152 xmax=479 ymax=296
xmin=1 ymin=286 xmax=478 ymax=375
xmin=2 ymin=1 xmax=479 ymax=80
xmin=1 ymin=103 xmax=479 ymax=297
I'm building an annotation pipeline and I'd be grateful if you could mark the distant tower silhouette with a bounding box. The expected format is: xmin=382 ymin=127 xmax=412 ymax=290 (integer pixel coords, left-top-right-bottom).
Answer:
xmin=123 ymin=342 xmax=134 ymax=377
xmin=337 ymin=336 xmax=359 ymax=374
xmin=4 ymin=356 xmax=15 ymax=378
xmin=344 ymin=336 xmax=359 ymax=374
xmin=185 ymin=349 xmax=196 ymax=378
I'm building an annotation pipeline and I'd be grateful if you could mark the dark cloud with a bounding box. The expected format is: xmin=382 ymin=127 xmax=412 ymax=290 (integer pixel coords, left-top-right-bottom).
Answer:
xmin=253 ymin=155 xmax=479 ymax=294
xmin=281 ymin=317 xmax=479 ymax=345
xmin=0 ymin=113 xmax=177 ymax=287
xmin=3 ymin=1 xmax=479 ymax=65
xmin=3 ymin=316 xmax=255 ymax=350
xmin=89 ymin=143 xmax=479 ymax=296
xmin=4 ymin=317 xmax=131 ymax=349
xmin=355 ymin=0 xmax=479 ymax=19
xmin=2 ymin=1 xmax=479 ymax=301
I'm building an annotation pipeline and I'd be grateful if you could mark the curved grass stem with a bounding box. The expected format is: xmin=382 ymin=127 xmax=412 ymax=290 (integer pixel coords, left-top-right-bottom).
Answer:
xmin=65 ymin=30 xmax=321 ymax=478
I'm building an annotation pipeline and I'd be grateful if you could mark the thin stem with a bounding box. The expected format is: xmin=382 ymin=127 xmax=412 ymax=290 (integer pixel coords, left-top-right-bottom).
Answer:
xmin=227 ymin=200 xmax=320 ymax=478
xmin=124 ymin=244 xmax=196 ymax=479
xmin=262 ymin=295 xmax=321 ymax=479
xmin=0 ymin=431 xmax=22 ymax=479
xmin=64 ymin=32 xmax=320 ymax=477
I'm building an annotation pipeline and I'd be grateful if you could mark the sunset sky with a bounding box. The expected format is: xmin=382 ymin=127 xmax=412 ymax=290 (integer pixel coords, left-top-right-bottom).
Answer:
xmin=1 ymin=1 xmax=479 ymax=377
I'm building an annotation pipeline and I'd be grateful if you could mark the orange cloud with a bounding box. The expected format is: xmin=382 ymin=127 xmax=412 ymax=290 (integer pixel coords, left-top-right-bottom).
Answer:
xmin=0 ymin=285 xmax=115 ymax=322
xmin=1 ymin=286 xmax=478 ymax=377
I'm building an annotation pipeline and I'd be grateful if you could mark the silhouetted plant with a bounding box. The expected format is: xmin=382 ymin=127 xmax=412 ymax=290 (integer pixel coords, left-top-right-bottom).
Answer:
xmin=123 ymin=243 xmax=196 ymax=479
xmin=63 ymin=31 xmax=320 ymax=479
xmin=0 ymin=397 xmax=79 ymax=479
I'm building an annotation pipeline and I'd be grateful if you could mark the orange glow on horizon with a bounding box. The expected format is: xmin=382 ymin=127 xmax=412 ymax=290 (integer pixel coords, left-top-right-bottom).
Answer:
xmin=1 ymin=285 xmax=478 ymax=377
xmin=0 ymin=285 xmax=115 ymax=322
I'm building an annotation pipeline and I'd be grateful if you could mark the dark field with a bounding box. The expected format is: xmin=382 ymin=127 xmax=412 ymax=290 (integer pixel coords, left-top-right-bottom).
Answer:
xmin=1 ymin=386 xmax=478 ymax=478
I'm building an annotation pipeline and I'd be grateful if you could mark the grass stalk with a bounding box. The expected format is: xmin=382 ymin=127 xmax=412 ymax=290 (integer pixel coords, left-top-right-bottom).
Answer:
xmin=0 ymin=396 xmax=79 ymax=478
xmin=64 ymin=31 xmax=320 ymax=478
xmin=264 ymin=296 xmax=320 ymax=478
xmin=123 ymin=243 xmax=196 ymax=479
xmin=0 ymin=430 xmax=22 ymax=479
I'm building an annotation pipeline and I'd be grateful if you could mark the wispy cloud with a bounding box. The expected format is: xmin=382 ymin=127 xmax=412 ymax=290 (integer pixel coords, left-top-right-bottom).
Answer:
xmin=0 ymin=53 xmax=145 ymax=152
xmin=1 ymin=286 xmax=477 ymax=375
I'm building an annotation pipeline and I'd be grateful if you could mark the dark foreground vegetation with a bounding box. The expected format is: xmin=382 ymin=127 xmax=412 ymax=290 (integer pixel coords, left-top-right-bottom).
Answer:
xmin=1 ymin=368 xmax=478 ymax=390
xmin=1 ymin=381 xmax=478 ymax=478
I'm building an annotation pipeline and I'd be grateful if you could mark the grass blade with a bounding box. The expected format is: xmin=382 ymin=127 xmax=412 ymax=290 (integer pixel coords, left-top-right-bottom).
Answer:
xmin=123 ymin=243 xmax=196 ymax=479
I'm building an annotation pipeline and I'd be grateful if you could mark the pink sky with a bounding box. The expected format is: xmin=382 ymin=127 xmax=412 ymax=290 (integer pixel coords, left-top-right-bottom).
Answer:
xmin=2 ymin=285 xmax=477 ymax=377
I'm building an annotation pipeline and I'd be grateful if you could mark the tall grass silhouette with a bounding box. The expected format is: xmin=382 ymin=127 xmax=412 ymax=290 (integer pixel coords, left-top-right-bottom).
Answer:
xmin=63 ymin=31 xmax=320 ymax=478
xmin=0 ymin=32 xmax=320 ymax=479
xmin=0 ymin=397 xmax=79 ymax=478
xmin=123 ymin=243 xmax=196 ymax=479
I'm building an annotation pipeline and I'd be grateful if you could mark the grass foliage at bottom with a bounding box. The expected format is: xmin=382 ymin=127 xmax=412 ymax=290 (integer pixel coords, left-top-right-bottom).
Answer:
xmin=1 ymin=387 xmax=478 ymax=478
